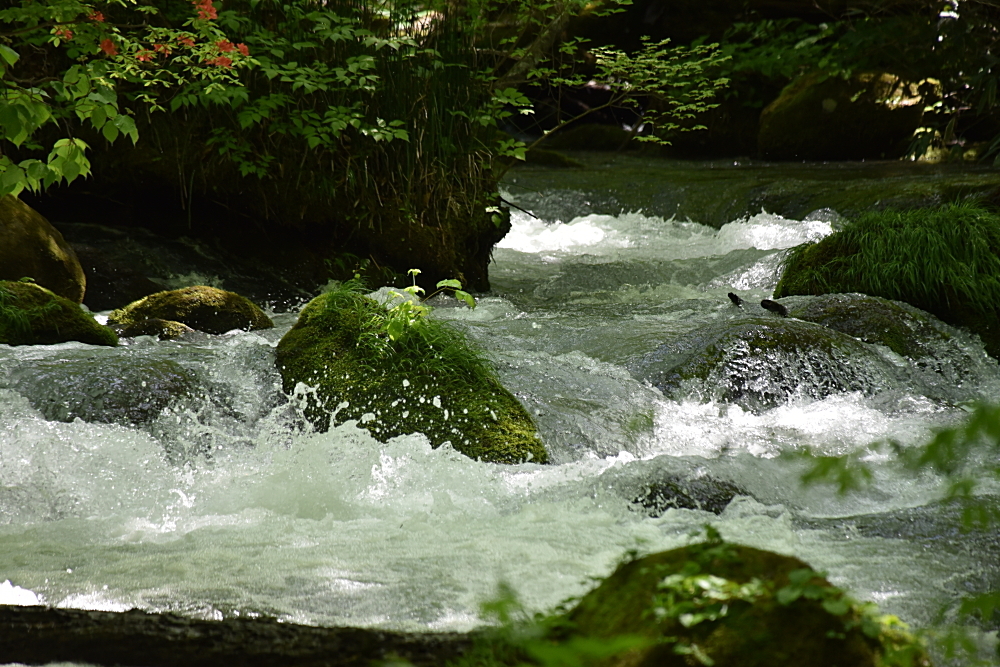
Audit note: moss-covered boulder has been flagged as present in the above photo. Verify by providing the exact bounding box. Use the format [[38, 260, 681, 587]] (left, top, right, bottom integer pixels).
[[274, 287, 547, 464], [561, 542, 929, 667], [0, 280, 117, 346], [7, 356, 195, 424], [758, 71, 932, 161], [108, 286, 273, 335], [629, 317, 901, 412], [774, 203, 1000, 358], [783, 293, 953, 358], [0, 195, 86, 303]]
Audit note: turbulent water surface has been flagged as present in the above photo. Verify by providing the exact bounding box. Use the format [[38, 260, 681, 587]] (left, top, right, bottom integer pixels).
[[2, 158, 999, 663]]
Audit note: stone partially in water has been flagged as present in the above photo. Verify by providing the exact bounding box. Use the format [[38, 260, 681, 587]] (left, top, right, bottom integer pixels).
[[631, 474, 745, 516], [7, 356, 195, 424], [109, 286, 273, 335], [275, 288, 547, 464], [560, 542, 929, 667], [629, 317, 901, 412], [0, 280, 118, 347]]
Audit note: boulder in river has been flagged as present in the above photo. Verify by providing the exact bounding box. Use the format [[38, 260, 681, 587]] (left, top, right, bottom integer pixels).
[[629, 317, 901, 412], [0, 195, 86, 303], [0, 280, 118, 347], [274, 285, 547, 464], [108, 286, 273, 335], [560, 541, 929, 667], [7, 355, 196, 424]]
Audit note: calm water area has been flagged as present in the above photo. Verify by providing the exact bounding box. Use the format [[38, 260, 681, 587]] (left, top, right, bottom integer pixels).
[[2, 155, 999, 664]]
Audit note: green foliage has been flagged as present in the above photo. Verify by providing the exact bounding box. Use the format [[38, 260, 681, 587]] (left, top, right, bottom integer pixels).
[[0, 0, 248, 197], [799, 401, 1000, 664], [712, 4, 1000, 161]]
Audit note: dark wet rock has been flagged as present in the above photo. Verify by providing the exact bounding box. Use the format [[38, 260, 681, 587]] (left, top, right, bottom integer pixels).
[[0, 195, 86, 303], [275, 288, 547, 464], [109, 286, 273, 335], [0, 605, 473, 667], [758, 72, 933, 161], [629, 317, 902, 412], [72, 243, 168, 311], [111, 317, 197, 341], [7, 356, 196, 424], [782, 293, 952, 359], [0, 280, 118, 347], [560, 542, 929, 667], [632, 473, 745, 515], [727, 292, 744, 307]]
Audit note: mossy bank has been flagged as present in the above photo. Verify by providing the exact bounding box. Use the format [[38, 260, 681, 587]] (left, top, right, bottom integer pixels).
[[274, 286, 547, 464], [0, 280, 117, 346], [775, 203, 1000, 358]]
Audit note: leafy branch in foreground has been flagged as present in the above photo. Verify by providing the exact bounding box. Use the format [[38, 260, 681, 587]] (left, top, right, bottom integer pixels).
[[797, 401, 1000, 664]]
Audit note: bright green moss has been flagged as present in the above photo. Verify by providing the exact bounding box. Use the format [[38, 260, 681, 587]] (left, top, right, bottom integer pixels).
[[775, 203, 1000, 357], [275, 285, 547, 464], [0, 280, 118, 347]]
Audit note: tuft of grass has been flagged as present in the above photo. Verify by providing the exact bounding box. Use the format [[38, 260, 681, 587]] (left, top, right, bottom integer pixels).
[[775, 202, 1000, 356], [0, 283, 32, 341]]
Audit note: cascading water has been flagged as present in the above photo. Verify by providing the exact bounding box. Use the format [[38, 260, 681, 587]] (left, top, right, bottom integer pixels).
[[2, 162, 999, 664]]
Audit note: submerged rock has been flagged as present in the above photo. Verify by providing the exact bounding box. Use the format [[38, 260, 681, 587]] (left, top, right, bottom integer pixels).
[[561, 542, 929, 667], [7, 356, 195, 424], [629, 317, 901, 412], [108, 286, 273, 335], [0, 280, 118, 347], [275, 288, 547, 464], [0, 195, 86, 303], [632, 473, 745, 516], [111, 317, 197, 341]]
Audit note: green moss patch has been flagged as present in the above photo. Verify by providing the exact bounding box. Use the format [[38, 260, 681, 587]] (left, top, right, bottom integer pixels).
[[108, 286, 273, 335], [0, 280, 118, 347], [775, 203, 1000, 357], [275, 286, 547, 464]]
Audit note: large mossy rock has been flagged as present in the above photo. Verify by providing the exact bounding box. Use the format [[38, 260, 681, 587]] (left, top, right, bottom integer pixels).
[[108, 286, 273, 335], [562, 542, 929, 667], [774, 204, 1000, 358], [0, 280, 117, 347], [629, 317, 900, 412], [758, 71, 931, 161], [0, 195, 86, 303], [784, 293, 951, 359], [274, 289, 547, 464]]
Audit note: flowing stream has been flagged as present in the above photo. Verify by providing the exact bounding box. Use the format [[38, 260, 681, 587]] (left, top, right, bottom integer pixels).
[[2, 156, 999, 663]]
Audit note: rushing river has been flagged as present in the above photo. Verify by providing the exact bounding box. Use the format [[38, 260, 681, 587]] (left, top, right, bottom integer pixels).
[[2, 157, 999, 663]]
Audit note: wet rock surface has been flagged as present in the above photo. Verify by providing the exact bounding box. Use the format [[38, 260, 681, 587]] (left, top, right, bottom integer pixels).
[[629, 316, 902, 412]]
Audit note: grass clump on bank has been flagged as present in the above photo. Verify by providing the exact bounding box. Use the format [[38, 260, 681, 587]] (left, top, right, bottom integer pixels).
[[275, 281, 547, 464], [774, 203, 1000, 357]]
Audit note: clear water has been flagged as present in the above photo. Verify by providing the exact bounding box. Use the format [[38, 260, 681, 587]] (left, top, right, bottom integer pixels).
[[2, 174, 999, 663]]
